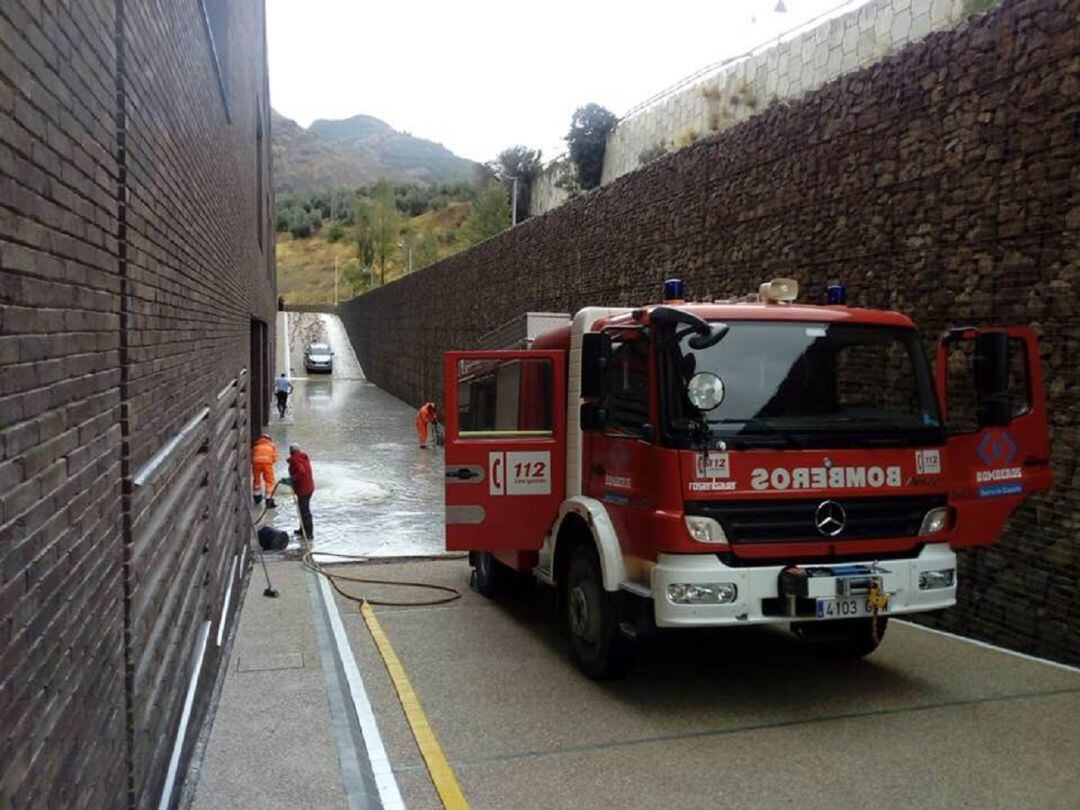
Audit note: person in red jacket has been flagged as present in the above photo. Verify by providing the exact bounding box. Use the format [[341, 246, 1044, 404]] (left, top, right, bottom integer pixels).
[[282, 443, 316, 540]]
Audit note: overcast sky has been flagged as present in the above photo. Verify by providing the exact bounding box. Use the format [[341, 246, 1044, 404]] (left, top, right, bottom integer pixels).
[[267, 0, 867, 164]]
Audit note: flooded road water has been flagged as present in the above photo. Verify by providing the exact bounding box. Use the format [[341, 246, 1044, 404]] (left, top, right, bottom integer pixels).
[[264, 312, 444, 558]]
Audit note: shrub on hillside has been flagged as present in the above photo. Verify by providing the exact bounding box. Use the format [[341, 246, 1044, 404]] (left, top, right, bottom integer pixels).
[[324, 220, 344, 243]]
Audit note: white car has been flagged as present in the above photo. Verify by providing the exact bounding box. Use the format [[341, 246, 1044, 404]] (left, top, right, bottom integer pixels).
[[304, 342, 333, 373]]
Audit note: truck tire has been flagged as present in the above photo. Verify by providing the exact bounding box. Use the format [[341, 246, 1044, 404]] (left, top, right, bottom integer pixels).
[[472, 551, 511, 598], [792, 616, 888, 658], [565, 546, 633, 679]]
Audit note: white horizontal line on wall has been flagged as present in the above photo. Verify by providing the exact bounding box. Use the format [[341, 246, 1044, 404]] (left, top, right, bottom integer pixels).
[[133, 407, 210, 488]]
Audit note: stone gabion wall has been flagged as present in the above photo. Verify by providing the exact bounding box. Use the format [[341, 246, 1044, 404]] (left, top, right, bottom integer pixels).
[[0, 0, 276, 806], [343, 0, 1080, 665], [533, 0, 969, 217]]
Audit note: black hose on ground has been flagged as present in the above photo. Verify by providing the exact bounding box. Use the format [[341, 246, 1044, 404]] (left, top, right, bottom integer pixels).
[[252, 479, 462, 607]]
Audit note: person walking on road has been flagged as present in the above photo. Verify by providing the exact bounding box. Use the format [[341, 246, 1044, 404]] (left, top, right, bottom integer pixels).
[[251, 434, 278, 508], [416, 401, 438, 448], [274, 373, 293, 418], [283, 443, 316, 541]]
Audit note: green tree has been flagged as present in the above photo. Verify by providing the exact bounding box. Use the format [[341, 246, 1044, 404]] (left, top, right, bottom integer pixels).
[[565, 103, 618, 190], [354, 200, 376, 267], [289, 210, 312, 239], [341, 258, 366, 296], [414, 224, 439, 270], [490, 146, 543, 224], [371, 181, 401, 285], [465, 183, 510, 245]]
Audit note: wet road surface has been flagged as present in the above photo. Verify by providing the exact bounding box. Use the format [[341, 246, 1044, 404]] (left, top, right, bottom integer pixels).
[[264, 312, 443, 558]]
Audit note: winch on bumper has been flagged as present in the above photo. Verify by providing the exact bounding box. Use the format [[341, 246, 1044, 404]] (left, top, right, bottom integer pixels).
[[650, 544, 956, 628]]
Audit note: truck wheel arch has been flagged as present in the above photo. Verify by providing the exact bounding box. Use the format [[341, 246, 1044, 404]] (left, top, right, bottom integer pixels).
[[552, 496, 626, 593]]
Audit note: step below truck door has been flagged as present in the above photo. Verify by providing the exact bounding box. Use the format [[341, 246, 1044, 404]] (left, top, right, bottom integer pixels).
[[937, 326, 1052, 547], [444, 350, 566, 552]]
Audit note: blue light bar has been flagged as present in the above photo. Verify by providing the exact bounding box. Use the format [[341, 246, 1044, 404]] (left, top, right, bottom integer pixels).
[[827, 284, 847, 305], [664, 278, 685, 302]]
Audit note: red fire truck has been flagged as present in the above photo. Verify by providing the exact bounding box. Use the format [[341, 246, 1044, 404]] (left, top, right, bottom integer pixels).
[[443, 279, 1051, 677]]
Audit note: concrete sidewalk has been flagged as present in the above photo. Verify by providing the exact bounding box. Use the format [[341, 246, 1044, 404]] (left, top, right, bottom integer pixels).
[[190, 555, 1080, 809], [190, 560, 349, 809]]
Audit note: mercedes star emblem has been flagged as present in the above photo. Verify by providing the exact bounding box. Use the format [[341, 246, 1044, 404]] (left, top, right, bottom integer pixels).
[[814, 500, 846, 537]]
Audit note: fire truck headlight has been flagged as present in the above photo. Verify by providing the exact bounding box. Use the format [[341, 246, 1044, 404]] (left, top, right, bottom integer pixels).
[[918, 569, 955, 590], [667, 583, 738, 605], [918, 506, 949, 536], [684, 515, 728, 544]]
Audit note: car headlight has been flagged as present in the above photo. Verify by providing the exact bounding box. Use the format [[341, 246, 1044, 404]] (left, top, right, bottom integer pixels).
[[684, 515, 727, 544], [918, 506, 949, 536], [918, 569, 955, 590], [667, 583, 738, 605]]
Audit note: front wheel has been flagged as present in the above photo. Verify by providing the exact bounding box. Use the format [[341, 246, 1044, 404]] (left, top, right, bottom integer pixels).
[[792, 616, 888, 659], [472, 551, 511, 598], [565, 546, 633, 679]]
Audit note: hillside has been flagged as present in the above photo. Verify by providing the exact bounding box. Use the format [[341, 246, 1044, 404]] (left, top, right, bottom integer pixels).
[[276, 201, 473, 305], [272, 111, 479, 193]]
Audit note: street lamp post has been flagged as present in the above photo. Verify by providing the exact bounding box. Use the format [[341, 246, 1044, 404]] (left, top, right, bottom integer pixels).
[[510, 176, 519, 227]]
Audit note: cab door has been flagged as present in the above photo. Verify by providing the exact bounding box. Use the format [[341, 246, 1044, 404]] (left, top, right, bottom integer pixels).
[[444, 350, 566, 552], [936, 327, 1052, 547]]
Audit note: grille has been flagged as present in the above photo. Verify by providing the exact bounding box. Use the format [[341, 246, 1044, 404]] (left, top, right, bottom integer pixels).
[[686, 494, 946, 544]]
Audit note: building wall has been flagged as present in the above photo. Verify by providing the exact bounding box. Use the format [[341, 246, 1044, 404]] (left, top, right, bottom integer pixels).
[[344, 0, 1080, 664], [0, 0, 275, 807], [532, 0, 969, 216]]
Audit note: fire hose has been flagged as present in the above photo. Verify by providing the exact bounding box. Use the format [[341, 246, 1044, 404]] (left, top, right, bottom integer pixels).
[[251, 479, 462, 606]]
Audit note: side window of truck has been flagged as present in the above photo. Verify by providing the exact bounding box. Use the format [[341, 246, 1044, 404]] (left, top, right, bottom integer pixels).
[[603, 335, 651, 437], [944, 338, 1031, 433], [457, 358, 554, 438]]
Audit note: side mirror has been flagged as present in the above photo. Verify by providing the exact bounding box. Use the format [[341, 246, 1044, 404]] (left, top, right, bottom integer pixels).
[[581, 332, 612, 399], [580, 402, 610, 431], [974, 331, 1011, 427]]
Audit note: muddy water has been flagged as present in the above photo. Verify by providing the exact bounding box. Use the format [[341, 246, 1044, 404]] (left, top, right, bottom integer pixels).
[[265, 313, 444, 558]]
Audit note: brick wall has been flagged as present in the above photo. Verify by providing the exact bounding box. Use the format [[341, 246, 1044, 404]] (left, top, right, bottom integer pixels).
[[0, 0, 275, 807], [342, 0, 1079, 664]]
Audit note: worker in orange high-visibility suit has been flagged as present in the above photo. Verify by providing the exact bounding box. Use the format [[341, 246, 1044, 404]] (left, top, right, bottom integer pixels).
[[416, 401, 437, 448], [252, 434, 278, 507]]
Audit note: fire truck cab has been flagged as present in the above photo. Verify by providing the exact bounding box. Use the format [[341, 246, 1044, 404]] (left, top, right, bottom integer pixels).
[[443, 279, 1051, 678]]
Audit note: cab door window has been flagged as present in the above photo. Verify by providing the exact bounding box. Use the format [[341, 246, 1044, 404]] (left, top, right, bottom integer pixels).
[[457, 357, 553, 438], [944, 338, 1031, 434], [603, 334, 651, 437]]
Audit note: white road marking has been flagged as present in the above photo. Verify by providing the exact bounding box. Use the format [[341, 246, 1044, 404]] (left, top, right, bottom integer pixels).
[[897, 620, 1080, 674], [316, 573, 405, 809]]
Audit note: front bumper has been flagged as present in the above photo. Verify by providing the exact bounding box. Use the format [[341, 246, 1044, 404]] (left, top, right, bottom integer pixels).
[[651, 544, 956, 628]]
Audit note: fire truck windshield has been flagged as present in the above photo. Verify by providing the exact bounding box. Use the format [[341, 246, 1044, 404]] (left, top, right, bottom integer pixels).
[[661, 321, 944, 449]]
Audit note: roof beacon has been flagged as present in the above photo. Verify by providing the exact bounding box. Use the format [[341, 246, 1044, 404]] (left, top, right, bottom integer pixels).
[[827, 284, 847, 305], [663, 278, 686, 303], [760, 277, 799, 304]]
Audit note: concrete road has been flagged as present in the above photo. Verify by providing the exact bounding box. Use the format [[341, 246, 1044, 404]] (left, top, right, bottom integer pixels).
[[261, 312, 445, 558], [332, 558, 1080, 810]]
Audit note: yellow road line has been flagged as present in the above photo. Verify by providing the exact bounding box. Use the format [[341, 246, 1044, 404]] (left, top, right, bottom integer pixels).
[[360, 601, 469, 809]]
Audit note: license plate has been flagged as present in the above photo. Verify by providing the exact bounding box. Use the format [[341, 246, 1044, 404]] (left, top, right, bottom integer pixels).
[[816, 597, 877, 619]]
